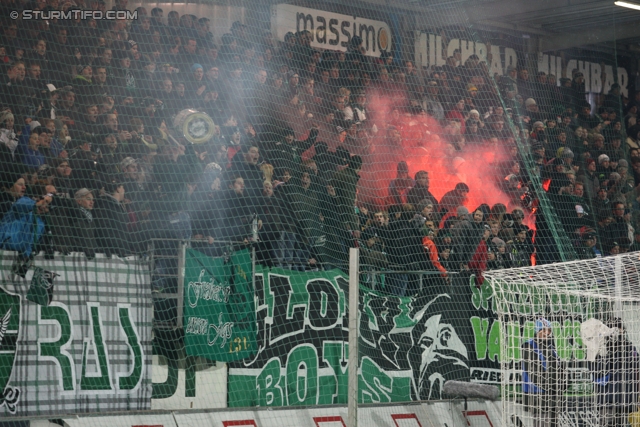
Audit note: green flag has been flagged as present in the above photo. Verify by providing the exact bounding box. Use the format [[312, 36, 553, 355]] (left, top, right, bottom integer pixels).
[[184, 248, 257, 362]]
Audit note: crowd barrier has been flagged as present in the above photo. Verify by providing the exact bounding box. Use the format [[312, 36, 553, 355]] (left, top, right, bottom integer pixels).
[[0, 247, 597, 420]]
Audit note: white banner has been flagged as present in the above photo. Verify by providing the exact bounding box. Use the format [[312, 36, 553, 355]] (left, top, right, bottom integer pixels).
[[0, 251, 152, 417]]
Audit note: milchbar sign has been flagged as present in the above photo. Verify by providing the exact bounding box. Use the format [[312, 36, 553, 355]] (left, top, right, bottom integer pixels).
[[270, 4, 392, 57]]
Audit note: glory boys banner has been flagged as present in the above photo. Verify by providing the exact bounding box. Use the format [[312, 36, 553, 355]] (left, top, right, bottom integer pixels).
[[183, 248, 257, 362], [226, 269, 497, 406], [0, 251, 152, 417], [226, 267, 592, 407]]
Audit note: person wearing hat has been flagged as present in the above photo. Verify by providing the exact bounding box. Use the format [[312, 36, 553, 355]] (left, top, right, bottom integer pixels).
[[544, 157, 571, 196], [186, 63, 207, 99], [578, 229, 603, 259], [507, 224, 533, 267], [558, 146, 575, 173], [0, 114, 19, 183], [597, 153, 614, 181], [72, 64, 93, 91], [487, 237, 510, 270], [445, 204, 483, 272], [522, 318, 566, 427], [605, 133, 625, 164], [524, 99, 546, 131], [118, 156, 149, 217], [344, 90, 368, 124]]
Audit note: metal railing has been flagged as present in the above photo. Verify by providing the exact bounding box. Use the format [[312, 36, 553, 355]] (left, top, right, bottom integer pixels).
[[367, 269, 458, 293]]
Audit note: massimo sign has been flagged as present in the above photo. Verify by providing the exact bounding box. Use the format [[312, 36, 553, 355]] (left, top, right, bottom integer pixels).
[[270, 4, 392, 57]]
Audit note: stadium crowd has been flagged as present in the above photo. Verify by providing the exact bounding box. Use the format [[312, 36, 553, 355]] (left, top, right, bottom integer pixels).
[[0, 0, 639, 295]]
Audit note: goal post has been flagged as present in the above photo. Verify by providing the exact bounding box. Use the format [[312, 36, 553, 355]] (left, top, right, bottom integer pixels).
[[484, 252, 640, 427]]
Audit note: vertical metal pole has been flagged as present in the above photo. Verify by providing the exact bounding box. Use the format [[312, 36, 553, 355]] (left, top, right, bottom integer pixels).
[[149, 239, 155, 275], [614, 255, 623, 313], [176, 241, 186, 329], [348, 248, 360, 427], [252, 246, 256, 292]]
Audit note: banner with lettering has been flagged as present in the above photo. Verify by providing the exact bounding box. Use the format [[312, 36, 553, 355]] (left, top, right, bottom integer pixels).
[[184, 248, 256, 362], [226, 267, 592, 407], [0, 250, 152, 417]]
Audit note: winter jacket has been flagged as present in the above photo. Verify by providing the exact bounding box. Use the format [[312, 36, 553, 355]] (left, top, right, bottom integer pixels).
[[0, 197, 45, 257], [93, 194, 130, 257], [591, 336, 640, 407], [451, 215, 484, 265], [330, 167, 360, 233], [522, 338, 563, 397], [52, 202, 97, 259], [422, 236, 447, 276], [262, 128, 318, 180]]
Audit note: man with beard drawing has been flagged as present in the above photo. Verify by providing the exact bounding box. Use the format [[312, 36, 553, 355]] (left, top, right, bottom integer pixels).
[[408, 298, 470, 400], [522, 318, 567, 427]]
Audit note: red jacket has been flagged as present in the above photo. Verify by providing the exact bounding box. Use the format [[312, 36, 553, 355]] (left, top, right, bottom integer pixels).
[[468, 239, 488, 286], [422, 236, 447, 277]]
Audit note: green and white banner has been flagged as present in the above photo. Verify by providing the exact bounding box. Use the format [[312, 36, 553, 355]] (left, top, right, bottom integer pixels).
[[226, 268, 591, 407], [183, 248, 257, 362], [0, 251, 152, 417]]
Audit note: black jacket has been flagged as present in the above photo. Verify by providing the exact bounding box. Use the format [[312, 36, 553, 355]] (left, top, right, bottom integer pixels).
[[262, 128, 318, 179], [93, 194, 130, 257], [407, 184, 439, 210], [50, 201, 97, 259]]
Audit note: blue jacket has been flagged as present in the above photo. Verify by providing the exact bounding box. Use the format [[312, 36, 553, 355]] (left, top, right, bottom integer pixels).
[[0, 197, 45, 257]]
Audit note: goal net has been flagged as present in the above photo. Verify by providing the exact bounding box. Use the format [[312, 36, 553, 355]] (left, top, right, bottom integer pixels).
[[485, 252, 640, 427]]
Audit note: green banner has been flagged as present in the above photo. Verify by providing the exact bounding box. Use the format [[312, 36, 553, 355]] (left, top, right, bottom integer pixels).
[[226, 269, 593, 407], [184, 248, 257, 362]]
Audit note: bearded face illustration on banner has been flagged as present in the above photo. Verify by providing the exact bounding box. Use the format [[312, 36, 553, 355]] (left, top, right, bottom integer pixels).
[[413, 312, 469, 400]]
